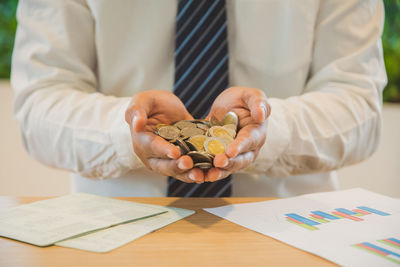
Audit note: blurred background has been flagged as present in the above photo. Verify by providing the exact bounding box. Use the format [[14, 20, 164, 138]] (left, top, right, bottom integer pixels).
[[0, 1, 399, 197]]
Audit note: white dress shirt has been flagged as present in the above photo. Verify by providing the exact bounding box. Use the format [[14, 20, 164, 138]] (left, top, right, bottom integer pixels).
[[11, 0, 387, 197]]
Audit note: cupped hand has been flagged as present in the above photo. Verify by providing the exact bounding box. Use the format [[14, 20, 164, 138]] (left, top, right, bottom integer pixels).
[[125, 90, 204, 183], [205, 87, 270, 182]]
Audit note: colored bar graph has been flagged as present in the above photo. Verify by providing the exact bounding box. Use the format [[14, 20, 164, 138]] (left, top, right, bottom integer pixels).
[[287, 206, 391, 231], [311, 211, 340, 220], [357, 206, 390, 216], [388, 237, 400, 246], [389, 238, 400, 246], [310, 214, 329, 223], [335, 208, 357, 215], [308, 216, 329, 223], [356, 243, 388, 256], [286, 218, 318, 230], [332, 211, 363, 221], [362, 242, 400, 258], [310, 213, 324, 219], [353, 208, 371, 215], [379, 238, 400, 250], [285, 213, 320, 226], [286, 216, 304, 224], [353, 241, 400, 264]]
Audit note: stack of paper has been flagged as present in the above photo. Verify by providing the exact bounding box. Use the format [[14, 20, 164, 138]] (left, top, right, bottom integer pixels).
[[0, 193, 194, 252], [204, 188, 400, 266]]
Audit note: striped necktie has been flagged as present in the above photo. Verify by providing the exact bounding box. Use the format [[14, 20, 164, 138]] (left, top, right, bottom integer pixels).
[[167, 0, 232, 197]]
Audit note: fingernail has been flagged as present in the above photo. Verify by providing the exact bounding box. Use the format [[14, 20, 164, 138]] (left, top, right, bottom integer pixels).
[[132, 115, 137, 127], [178, 160, 185, 169], [260, 103, 267, 120], [167, 152, 174, 159], [189, 172, 196, 181]]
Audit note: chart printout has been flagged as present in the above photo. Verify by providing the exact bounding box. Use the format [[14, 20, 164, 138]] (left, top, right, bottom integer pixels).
[[204, 188, 400, 266]]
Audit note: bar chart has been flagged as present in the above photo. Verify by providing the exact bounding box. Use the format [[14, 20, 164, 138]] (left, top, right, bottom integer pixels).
[[285, 206, 391, 230], [353, 238, 400, 264]]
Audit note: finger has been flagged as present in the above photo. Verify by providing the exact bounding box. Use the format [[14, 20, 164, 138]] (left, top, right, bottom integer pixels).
[[217, 151, 256, 173], [205, 168, 231, 182], [244, 90, 270, 124], [226, 126, 264, 158], [148, 158, 204, 183], [135, 133, 181, 159], [214, 153, 229, 168], [177, 155, 194, 170], [188, 168, 205, 184], [150, 136, 181, 159]]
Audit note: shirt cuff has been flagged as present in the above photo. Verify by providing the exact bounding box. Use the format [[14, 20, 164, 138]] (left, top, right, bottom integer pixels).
[[109, 97, 145, 173], [248, 97, 291, 177]]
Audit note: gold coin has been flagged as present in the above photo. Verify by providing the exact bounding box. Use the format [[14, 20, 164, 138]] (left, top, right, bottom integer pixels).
[[157, 126, 180, 140], [222, 111, 238, 127], [218, 135, 234, 145], [205, 137, 226, 155], [188, 135, 207, 151], [209, 126, 234, 138], [223, 127, 236, 138], [223, 124, 236, 131]]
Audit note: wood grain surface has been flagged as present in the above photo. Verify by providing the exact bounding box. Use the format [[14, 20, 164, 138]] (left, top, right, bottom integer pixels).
[[0, 197, 337, 267]]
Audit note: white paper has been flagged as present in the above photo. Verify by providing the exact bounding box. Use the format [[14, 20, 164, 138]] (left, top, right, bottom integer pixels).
[[204, 188, 400, 266], [0, 193, 166, 246], [56, 206, 194, 253]]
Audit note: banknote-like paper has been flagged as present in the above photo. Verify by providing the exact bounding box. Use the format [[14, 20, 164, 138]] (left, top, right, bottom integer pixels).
[[0, 193, 167, 246], [56, 206, 194, 253]]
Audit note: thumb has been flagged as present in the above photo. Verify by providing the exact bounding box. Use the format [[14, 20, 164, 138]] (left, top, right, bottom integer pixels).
[[247, 95, 270, 124], [125, 105, 148, 132], [133, 109, 148, 132]]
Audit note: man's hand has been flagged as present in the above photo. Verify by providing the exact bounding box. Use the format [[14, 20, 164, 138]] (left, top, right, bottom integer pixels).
[[125, 90, 204, 183], [205, 87, 270, 182]]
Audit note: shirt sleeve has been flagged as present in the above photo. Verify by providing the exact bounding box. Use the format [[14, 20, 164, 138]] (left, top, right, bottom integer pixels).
[[251, 0, 387, 177], [11, 0, 143, 179]]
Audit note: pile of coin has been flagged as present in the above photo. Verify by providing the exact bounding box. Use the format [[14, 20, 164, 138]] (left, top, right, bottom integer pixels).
[[154, 112, 239, 170]]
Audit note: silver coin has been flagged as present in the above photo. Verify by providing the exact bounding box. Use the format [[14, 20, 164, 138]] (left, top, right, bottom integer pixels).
[[174, 121, 196, 130], [194, 162, 212, 170], [180, 127, 204, 139], [196, 123, 209, 131], [174, 138, 190, 155], [210, 115, 221, 127], [187, 151, 213, 164], [157, 126, 180, 140], [185, 140, 197, 151]]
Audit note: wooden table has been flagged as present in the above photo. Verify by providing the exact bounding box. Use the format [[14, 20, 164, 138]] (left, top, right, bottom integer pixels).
[[0, 197, 336, 267]]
